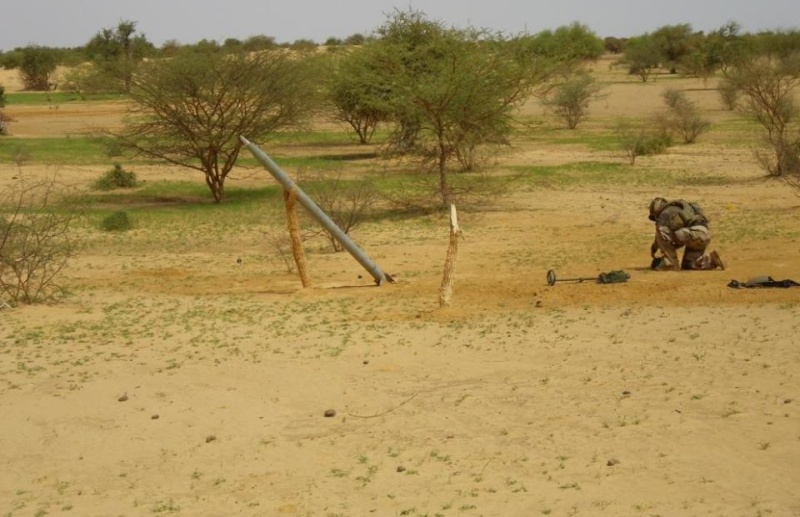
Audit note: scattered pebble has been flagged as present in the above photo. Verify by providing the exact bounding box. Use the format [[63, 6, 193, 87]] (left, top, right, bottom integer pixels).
[[205, 435, 216, 443], [396, 466, 406, 473], [784, 399, 793, 404], [362, 360, 369, 365], [118, 394, 128, 402], [324, 409, 336, 418], [622, 391, 631, 396], [607, 458, 620, 467], [151, 414, 160, 420]]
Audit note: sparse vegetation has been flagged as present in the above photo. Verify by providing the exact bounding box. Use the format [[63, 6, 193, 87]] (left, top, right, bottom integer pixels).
[[116, 48, 323, 202], [300, 172, 378, 252], [92, 163, 138, 190], [721, 54, 800, 185], [615, 121, 671, 165], [658, 87, 711, 143], [0, 175, 82, 304], [100, 210, 133, 232], [18, 45, 58, 91], [1, 14, 799, 517], [543, 72, 606, 129]]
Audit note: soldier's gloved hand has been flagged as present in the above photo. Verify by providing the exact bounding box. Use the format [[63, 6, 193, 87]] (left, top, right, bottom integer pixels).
[[650, 242, 658, 258]]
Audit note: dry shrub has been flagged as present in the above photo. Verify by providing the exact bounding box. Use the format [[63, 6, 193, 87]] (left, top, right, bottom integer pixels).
[[299, 171, 378, 252], [0, 175, 83, 304]]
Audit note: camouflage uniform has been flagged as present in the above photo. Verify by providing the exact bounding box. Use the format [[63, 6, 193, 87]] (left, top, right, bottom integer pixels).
[[648, 197, 724, 271]]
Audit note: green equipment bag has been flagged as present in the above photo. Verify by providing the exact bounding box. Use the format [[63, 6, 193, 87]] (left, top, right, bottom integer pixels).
[[598, 270, 630, 284], [728, 276, 799, 288]]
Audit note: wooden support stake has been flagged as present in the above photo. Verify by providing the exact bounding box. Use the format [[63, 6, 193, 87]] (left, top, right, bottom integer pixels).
[[284, 189, 312, 288], [439, 204, 461, 308]]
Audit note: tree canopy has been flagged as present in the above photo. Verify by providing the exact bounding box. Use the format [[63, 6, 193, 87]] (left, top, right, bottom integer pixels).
[[84, 20, 155, 93], [117, 49, 323, 202], [328, 9, 574, 207]]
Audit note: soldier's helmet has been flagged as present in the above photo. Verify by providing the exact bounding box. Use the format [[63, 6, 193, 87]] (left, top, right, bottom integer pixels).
[[648, 197, 668, 221]]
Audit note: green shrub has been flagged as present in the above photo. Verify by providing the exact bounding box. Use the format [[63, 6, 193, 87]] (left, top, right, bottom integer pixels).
[[100, 211, 133, 232], [543, 72, 606, 129], [635, 133, 673, 155], [659, 88, 711, 144], [93, 163, 138, 190], [615, 121, 672, 165]]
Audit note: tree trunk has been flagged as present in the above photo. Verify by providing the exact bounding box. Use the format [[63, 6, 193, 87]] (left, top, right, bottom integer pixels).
[[284, 189, 312, 288], [206, 173, 225, 203], [438, 150, 451, 208], [438, 204, 461, 308]]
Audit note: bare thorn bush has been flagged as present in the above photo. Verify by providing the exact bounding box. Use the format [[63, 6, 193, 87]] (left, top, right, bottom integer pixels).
[[300, 171, 378, 252], [660, 88, 711, 144], [0, 174, 83, 304]]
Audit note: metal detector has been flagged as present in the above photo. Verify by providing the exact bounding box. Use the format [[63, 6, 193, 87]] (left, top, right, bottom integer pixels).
[[546, 269, 600, 286]]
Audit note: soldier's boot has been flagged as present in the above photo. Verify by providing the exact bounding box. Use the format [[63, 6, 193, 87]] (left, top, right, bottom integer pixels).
[[710, 250, 725, 270]]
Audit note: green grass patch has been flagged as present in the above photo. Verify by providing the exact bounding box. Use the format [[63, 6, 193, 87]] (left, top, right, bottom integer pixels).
[[512, 161, 733, 189], [549, 132, 621, 152], [266, 129, 360, 147], [5, 92, 128, 105], [512, 161, 678, 188], [517, 125, 621, 152], [83, 180, 284, 211], [0, 136, 131, 165]]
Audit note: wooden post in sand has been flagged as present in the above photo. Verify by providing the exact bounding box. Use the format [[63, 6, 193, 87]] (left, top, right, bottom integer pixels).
[[283, 189, 312, 288], [439, 204, 461, 308]]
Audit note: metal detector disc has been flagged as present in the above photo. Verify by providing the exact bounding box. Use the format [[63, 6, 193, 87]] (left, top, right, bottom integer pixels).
[[546, 269, 557, 286]]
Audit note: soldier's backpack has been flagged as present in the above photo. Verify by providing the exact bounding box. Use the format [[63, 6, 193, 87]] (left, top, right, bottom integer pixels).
[[668, 200, 709, 227]]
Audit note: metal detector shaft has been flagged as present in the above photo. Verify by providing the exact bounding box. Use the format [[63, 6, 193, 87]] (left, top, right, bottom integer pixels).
[[546, 269, 599, 286]]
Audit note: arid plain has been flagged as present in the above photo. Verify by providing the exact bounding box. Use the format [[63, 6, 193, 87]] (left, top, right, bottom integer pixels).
[[1, 56, 799, 517]]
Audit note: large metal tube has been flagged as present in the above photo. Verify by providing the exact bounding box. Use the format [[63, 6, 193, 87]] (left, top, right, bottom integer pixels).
[[240, 136, 392, 285]]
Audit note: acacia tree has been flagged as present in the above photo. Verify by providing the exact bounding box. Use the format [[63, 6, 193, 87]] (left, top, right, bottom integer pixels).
[[83, 20, 154, 93], [682, 22, 748, 78], [365, 10, 564, 207], [652, 24, 694, 74], [327, 48, 390, 144], [620, 34, 661, 82], [116, 50, 322, 202], [19, 45, 58, 90], [722, 55, 800, 182], [542, 72, 605, 129]]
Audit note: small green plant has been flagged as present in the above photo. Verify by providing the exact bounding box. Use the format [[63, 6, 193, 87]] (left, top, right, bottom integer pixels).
[[717, 80, 740, 110], [543, 72, 606, 129], [100, 211, 133, 232], [659, 88, 711, 144], [93, 163, 138, 190], [615, 121, 672, 165]]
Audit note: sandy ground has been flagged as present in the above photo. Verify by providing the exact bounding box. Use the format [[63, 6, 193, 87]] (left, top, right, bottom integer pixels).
[[1, 58, 799, 517]]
